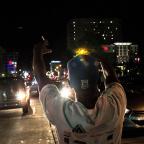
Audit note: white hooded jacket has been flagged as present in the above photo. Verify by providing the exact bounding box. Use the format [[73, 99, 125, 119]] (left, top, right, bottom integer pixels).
[[40, 82, 126, 144]]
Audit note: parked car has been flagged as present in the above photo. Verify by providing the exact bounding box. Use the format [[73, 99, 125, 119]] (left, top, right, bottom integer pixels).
[[120, 76, 144, 129], [0, 76, 30, 114]]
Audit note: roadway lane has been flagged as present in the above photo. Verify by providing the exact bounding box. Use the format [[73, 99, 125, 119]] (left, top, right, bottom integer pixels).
[[0, 96, 144, 144], [0, 97, 58, 144]]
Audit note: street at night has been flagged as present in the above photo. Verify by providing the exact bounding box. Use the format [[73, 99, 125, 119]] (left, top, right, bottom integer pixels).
[[0, 4, 144, 143], [0, 97, 58, 144], [0, 96, 144, 144]]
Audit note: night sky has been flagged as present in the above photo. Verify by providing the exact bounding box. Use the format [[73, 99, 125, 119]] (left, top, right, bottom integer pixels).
[[0, 4, 143, 70]]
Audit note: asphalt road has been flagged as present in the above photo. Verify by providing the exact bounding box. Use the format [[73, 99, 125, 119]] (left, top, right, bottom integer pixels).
[[0, 97, 58, 144], [0, 97, 144, 144]]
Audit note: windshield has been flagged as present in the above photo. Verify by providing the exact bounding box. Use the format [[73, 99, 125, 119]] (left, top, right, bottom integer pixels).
[[0, 77, 25, 89]]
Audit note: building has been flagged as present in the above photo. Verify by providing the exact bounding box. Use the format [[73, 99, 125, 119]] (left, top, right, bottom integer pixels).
[[0, 46, 6, 74], [67, 18, 122, 50], [111, 42, 139, 77], [112, 42, 139, 64], [0, 49, 18, 76], [6, 52, 19, 74]]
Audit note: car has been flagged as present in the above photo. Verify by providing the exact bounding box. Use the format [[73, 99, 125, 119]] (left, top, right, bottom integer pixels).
[[120, 76, 144, 129], [0, 76, 30, 114]]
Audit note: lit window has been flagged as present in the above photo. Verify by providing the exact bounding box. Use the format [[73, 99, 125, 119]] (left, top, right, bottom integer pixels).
[[110, 21, 113, 23]]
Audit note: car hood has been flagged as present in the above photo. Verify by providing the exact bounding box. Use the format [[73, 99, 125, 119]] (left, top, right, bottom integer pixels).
[[126, 87, 144, 112]]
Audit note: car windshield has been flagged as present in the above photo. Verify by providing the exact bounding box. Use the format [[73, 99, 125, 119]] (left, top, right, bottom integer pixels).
[[120, 76, 144, 94], [0, 77, 25, 89]]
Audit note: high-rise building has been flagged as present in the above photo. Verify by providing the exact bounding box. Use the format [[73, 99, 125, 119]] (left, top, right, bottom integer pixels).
[[67, 18, 122, 50], [111, 42, 139, 64], [110, 42, 139, 77]]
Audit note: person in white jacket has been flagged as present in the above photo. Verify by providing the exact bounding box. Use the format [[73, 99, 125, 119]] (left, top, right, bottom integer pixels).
[[33, 39, 127, 144]]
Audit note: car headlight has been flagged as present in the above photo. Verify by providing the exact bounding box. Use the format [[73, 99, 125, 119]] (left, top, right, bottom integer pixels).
[[16, 90, 26, 100], [60, 87, 72, 98], [125, 108, 130, 114]]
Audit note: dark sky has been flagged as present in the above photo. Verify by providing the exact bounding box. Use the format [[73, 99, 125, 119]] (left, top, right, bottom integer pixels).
[[0, 4, 143, 69]]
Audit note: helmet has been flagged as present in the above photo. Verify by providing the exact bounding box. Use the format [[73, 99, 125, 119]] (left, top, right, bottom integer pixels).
[[67, 55, 101, 91]]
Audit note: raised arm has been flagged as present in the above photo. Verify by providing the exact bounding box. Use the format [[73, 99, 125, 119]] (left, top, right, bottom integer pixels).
[[33, 40, 52, 91]]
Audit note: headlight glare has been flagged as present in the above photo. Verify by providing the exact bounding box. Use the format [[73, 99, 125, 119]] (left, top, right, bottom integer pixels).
[[16, 90, 26, 100], [125, 108, 130, 114], [60, 87, 72, 98]]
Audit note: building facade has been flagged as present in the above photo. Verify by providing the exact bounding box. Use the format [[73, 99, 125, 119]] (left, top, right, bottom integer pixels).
[[0, 48, 18, 76], [67, 18, 122, 50], [110, 42, 139, 77], [111, 42, 139, 64]]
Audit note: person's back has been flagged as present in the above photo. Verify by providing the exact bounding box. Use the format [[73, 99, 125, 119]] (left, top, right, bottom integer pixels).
[[39, 55, 126, 144], [33, 41, 127, 144]]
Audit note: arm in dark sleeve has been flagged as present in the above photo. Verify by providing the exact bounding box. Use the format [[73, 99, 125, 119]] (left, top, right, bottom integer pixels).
[[32, 41, 52, 91]]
